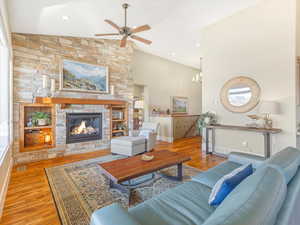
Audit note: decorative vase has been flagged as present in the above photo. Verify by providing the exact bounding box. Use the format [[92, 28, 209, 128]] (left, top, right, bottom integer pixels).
[[36, 75, 51, 97]]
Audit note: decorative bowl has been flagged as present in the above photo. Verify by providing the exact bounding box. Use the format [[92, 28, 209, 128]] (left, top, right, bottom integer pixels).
[[141, 154, 154, 162]]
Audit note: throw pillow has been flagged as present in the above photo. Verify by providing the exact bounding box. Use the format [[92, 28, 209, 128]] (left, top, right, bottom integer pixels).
[[208, 163, 253, 206]]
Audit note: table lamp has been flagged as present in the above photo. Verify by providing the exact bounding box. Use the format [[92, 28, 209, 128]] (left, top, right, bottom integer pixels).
[[258, 101, 280, 128]]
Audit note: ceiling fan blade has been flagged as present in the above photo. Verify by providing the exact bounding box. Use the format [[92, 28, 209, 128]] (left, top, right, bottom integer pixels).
[[95, 33, 120, 37], [131, 35, 152, 45], [104, 19, 121, 31], [120, 36, 127, 48], [131, 25, 151, 34]]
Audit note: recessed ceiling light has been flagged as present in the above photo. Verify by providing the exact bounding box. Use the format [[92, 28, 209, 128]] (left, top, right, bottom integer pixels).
[[196, 43, 201, 47], [62, 16, 70, 21]]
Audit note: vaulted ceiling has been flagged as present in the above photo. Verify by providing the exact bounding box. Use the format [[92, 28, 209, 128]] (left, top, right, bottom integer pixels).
[[8, 0, 260, 68]]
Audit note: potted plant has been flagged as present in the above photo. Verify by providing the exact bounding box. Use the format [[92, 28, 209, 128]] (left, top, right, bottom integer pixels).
[[32, 112, 50, 126], [197, 112, 217, 135]]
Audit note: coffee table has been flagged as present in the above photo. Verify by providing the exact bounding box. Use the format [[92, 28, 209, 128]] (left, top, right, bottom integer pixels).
[[99, 150, 191, 198]]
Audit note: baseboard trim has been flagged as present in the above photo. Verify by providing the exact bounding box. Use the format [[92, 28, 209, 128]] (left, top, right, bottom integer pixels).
[[202, 143, 264, 158], [0, 153, 13, 220], [157, 136, 173, 143]]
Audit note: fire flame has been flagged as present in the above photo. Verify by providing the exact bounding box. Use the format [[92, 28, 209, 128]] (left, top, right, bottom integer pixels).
[[71, 120, 98, 135], [77, 121, 86, 134]]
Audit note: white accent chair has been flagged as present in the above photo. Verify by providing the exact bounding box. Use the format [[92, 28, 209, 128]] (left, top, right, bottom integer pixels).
[[111, 122, 160, 156]]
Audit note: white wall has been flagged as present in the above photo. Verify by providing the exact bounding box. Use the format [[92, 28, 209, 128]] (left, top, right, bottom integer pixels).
[[132, 50, 202, 117], [201, 0, 296, 156]]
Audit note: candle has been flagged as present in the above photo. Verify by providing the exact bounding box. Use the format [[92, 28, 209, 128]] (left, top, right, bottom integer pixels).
[[111, 85, 115, 95], [42, 75, 48, 88], [50, 79, 56, 93]]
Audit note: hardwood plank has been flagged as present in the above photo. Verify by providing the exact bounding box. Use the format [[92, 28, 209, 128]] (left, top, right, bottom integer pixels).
[[0, 137, 225, 225]]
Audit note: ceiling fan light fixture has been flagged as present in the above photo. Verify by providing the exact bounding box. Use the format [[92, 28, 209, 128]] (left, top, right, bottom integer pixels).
[[95, 3, 152, 48]]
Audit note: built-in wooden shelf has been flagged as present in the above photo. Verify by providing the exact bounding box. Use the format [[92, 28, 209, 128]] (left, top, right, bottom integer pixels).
[[35, 97, 126, 109], [110, 103, 128, 138], [112, 130, 127, 133], [24, 126, 53, 130], [112, 119, 126, 122], [20, 103, 56, 152], [24, 144, 53, 152]]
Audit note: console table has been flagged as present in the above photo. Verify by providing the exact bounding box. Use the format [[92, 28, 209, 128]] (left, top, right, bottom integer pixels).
[[205, 124, 282, 158]]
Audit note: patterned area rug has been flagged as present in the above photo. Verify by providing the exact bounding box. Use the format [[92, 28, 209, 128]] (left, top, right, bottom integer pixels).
[[45, 154, 201, 225]]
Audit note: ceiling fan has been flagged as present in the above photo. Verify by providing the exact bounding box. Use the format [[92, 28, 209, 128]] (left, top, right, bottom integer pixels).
[[95, 3, 152, 48]]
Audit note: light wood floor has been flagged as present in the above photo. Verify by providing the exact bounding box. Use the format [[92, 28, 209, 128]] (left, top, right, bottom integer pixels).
[[0, 137, 225, 225]]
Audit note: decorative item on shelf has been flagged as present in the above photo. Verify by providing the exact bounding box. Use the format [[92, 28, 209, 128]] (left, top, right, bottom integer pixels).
[[197, 112, 218, 135], [134, 99, 144, 127], [150, 105, 160, 115], [258, 101, 280, 129], [110, 85, 115, 95], [26, 118, 33, 127], [166, 109, 170, 115], [50, 78, 56, 97], [134, 100, 144, 110], [32, 112, 50, 126], [246, 114, 263, 128], [118, 123, 127, 131], [112, 111, 124, 120], [141, 154, 154, 162], [44, 134, 52, 145], [36, 75, 51, 97]]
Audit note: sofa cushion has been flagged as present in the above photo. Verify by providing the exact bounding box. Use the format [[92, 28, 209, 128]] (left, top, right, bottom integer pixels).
[[111, 136, 146, 146], [228, 152, 265, 169], [208, 164, 253, 206], [192, 161, 242, 188], [275, 168, 300, 225], [129, 181, 215, 225], [203, 166, 287, 225], [266, 147, 300, 183]]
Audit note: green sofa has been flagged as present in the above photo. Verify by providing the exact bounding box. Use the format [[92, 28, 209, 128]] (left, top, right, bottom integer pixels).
[[90, 147, 300, 225]]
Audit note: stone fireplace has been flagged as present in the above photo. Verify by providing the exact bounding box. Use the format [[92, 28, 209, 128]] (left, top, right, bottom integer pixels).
[[66, 113, 102, 144], [12, 33, 134, 164]]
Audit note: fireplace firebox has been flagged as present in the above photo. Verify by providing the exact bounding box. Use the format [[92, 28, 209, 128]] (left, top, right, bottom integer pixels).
[[66, 113, 102, 144]]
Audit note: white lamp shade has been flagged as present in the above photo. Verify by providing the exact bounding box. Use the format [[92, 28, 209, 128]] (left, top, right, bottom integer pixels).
[[134, 100, 144, 109], [258, 101, 280, 114]]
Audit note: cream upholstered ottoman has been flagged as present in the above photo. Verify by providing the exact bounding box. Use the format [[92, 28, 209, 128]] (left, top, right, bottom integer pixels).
[[111, 136, 146, 156]]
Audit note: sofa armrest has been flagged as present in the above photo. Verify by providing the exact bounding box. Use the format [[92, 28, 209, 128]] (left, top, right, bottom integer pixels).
[[228, 152, 265, 169], [90, 203, 141, 225]]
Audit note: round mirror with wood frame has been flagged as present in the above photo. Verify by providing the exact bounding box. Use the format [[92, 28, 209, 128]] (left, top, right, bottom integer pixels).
[[220, 76, 261, 113]]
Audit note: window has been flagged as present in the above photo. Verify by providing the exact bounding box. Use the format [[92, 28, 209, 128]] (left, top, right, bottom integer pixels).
[[0, 12, 11, 149]]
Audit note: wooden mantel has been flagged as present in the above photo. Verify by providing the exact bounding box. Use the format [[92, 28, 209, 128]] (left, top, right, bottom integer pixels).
[[35, 97, 127, 108]]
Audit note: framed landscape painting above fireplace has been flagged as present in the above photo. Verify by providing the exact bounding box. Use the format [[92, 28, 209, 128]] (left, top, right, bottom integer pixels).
[[60, 59, 109, 93]]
